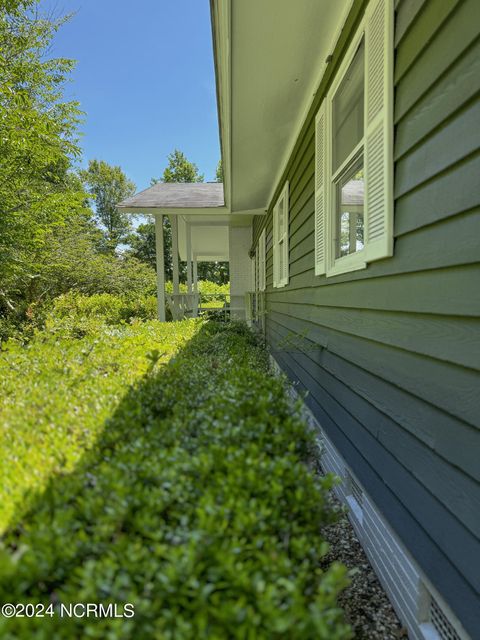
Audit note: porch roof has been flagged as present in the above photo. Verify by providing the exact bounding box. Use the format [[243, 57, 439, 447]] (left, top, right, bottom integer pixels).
[[117, 182, 225, 214]]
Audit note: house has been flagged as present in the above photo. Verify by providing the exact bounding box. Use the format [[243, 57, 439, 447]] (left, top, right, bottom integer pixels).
[[117, 1, 480, 638]]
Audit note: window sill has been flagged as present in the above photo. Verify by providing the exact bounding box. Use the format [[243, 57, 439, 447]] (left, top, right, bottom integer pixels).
[[326, 253, 366, 278]]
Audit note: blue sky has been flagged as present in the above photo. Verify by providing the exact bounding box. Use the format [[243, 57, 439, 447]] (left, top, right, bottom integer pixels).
[[40, 0, 220, 191]]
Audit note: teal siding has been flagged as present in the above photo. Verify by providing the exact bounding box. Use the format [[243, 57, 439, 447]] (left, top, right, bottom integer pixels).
[[253, 0, 480, 634]]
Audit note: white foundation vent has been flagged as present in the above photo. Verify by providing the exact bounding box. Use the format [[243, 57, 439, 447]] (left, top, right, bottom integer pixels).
[[269, 355, 472, 640], [429, 596, 461, 640], [349, 473, 364, 507], [345, 471, 364, 524]]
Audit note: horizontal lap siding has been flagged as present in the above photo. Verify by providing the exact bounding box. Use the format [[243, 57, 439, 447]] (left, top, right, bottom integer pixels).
[[253, 0, 480, 634]]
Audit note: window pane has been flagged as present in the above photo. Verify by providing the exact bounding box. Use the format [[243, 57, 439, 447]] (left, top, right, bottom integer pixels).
[[332, 39, 364, 173], [335, 157, 364, 258]]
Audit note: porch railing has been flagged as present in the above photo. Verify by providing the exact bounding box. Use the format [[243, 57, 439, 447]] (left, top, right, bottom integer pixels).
[[165, 293, 231, 321], [165, 293, 199, 320], [245, 291, 265, 331], [198, 293, 230, 322]]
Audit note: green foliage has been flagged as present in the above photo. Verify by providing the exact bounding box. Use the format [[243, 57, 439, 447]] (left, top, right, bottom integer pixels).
[[0, 0, 87, 313], [0, 3, 151, 336], [127, 219, 157, 268], [215, 158, 223, 182], [164, 279, 230, 299], [39, 216, 156, 298], [152, 148, 204, 184], [0, 319, 351, 639], [127, 216, 177, 281], [198, 259, 229, 284], [0, 238, 157, 342], [80, 159, 136, 252], [0, 314, 198, 533], [51, 291, 157, 325]]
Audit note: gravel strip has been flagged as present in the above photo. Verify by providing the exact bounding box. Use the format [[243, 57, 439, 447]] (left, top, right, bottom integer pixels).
[[320, 495, 407, 639]]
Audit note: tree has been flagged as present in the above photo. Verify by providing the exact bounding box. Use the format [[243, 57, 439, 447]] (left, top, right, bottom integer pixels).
[[151, 149, 204, 184], [128, 217, 181, 282], [80, 159, 136, 252], [197, 261, 229, 284], [128, 220, 156, 271], [142, 149, 203, 282], [0, 0, 86, 316], [215, 159, 223, 183]]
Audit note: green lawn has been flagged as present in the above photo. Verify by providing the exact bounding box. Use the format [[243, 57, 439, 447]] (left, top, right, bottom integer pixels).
[[0, 307, 350, 639]]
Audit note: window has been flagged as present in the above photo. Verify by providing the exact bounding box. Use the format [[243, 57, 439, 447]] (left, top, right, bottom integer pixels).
[[273, 181, 289, 287], [315, 0, 393, 277]]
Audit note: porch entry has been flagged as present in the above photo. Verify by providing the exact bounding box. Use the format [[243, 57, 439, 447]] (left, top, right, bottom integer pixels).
[[155, 215, 253, 322]]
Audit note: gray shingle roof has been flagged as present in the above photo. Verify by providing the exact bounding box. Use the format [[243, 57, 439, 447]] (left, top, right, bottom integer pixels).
[[341, 180, 364, 206], [117, 182, 224, 209]]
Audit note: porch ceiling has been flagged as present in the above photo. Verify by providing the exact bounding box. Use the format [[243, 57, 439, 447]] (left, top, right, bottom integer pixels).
[[212, 0, 351, 212], [177, 216, 229, 262]]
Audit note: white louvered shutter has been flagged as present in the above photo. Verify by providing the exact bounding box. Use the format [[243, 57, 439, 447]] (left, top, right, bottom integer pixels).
[[279, 184, 289, 287], [273, 201, 279, 287], [259, 229, 266, 291], [315, 100, 327, 275], [364, 0, 394, 262], [273, 183, 289, 287], [255, 247, 259, 292]]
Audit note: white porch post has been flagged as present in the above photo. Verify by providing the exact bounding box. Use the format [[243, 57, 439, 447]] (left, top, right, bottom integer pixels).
[[193, 256, 198, 293], [155, 215, 166, 321], [170, 215, 180, 295], [192, 255, 198, 318], [186, 221, 193, 294]]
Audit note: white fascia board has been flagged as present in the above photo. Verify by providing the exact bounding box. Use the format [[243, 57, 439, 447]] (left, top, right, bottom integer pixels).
[[210, 0, 232, 212], [118, 206, 230, 216]]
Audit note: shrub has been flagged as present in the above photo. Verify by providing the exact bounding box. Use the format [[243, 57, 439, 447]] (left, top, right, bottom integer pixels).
[[49, 292, 157, 326], [0, 321, 351, 639], [0, 317, 199, 532], [165, 280, 230, 299]]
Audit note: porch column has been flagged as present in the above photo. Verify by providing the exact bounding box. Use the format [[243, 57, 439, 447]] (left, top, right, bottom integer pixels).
[[193, 256, 198, 294], [171, 215, 180, 294], [186, 221, 193, 294], [192, 256, 198, 318], [155, 215, 166, 321]]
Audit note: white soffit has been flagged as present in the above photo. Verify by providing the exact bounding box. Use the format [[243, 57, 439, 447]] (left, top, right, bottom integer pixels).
[[229, 0, 350, 212]]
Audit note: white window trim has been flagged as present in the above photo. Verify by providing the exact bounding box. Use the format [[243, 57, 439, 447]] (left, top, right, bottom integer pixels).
[[315, 0, 394, 279], [325, 24, 367, 277], [273, 181, 289, 288]]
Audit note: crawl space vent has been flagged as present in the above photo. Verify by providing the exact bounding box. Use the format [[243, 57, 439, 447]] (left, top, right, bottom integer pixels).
[[348, 472, 363, 507], [430, 596, 461, 640]]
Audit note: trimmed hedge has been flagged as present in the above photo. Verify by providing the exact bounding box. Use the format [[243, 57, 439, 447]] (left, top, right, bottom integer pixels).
[[0, 317, 351, 639]]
